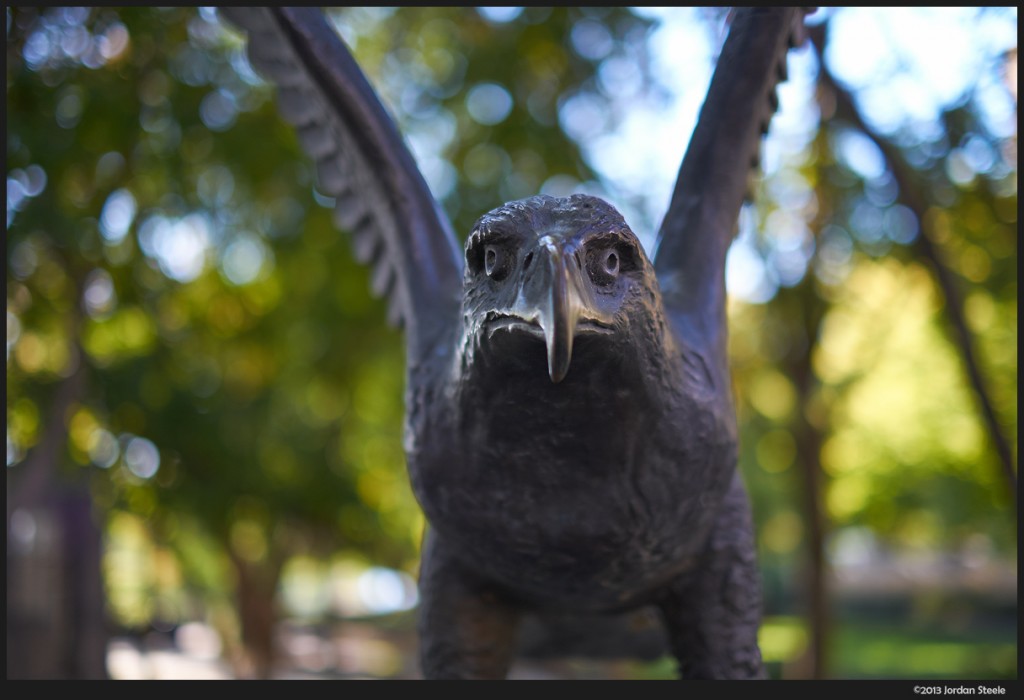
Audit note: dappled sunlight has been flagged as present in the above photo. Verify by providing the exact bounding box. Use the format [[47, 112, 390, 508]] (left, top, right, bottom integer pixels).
[[83, 307, 157, 365], [756, 429, 797, 475], [809, 254, 1011, 543], [747, 369, 797, 423], [138, 213, 212, 283], [759, 616, 809, 664], [760, 511, 804, 556], [816, 258, 998, 478], [466, 82, 513, 126], [7, 398, 40, 465], [99, 188, 137, 244], [824, 7, 1017, 137]]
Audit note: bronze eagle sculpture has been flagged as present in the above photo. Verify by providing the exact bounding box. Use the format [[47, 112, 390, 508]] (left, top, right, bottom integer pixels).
[[219, 7, 809, 679]]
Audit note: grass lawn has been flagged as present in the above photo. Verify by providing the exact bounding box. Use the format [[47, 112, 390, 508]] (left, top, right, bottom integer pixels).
[[624, 614, 1017, 680]]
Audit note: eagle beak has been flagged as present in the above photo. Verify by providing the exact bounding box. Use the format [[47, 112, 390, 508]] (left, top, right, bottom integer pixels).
[[515, 236, 590, 383], [541, 240, 580, 383]]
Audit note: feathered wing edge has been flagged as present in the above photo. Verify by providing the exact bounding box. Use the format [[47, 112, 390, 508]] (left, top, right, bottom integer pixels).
[[652, 8, 811, 348], [219, 7, 464, 354]]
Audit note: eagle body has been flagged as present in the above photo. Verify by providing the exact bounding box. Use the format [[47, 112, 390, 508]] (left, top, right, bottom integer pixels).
[[408, 195, 738, 612]]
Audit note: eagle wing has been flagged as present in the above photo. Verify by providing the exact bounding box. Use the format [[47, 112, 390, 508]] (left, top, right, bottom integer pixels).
[[652, 8, 810, 353], [219, 7, 464, 357]]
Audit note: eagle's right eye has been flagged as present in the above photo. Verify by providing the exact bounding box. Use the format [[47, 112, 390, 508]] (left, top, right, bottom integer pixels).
[[483, 244, 511, 281]]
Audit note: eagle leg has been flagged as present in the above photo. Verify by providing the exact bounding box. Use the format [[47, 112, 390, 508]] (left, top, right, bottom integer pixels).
[[417, 530, 522, 679], [656, 473, 766, 679]]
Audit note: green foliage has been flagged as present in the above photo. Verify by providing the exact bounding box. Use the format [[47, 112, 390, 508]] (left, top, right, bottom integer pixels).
[[6, 5, 658, 640]]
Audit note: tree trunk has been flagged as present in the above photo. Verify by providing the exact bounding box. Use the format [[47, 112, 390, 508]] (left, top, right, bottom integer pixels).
[[7, 357, 108, 679], [228, 553, 283, 679], [776, 285, 830, 679], [791, 304, 829, 680]]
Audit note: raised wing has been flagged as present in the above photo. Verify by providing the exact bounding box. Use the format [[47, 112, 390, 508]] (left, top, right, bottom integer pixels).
[[652, 8, 809, 351], [219, 7, 464, 357]]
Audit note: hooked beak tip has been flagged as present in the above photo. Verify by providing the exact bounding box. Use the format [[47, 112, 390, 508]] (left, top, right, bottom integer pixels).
[[548, 363, 569, 384], [545, 327, 573, 382]]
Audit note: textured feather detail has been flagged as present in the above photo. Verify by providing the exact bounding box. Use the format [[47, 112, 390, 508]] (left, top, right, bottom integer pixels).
[[332, 194, 370, 231], [386, 294, 404, 329], [371, 261, 396, 299], [276, 85, 323, 126], [248, 52, 304, 87], [218, 7, 463, 351], [220, 6, 271, 34], [350, 223, 381, 264], [298, 122, 338, 159], [315, 157, 349, 195]]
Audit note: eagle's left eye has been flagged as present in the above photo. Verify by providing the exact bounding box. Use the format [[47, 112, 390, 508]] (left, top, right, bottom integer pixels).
[[588, 247, 621, 286], [603, 250, 619, 276]]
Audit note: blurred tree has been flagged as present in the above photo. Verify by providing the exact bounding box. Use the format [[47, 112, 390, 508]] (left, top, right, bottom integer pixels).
[[733, 7, 1016, 678]]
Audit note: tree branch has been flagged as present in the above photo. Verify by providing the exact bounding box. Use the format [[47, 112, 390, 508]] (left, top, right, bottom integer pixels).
[[809, 24, 1018, 508]]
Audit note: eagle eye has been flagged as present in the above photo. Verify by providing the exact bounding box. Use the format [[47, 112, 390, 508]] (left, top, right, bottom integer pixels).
[[587, 246, 622, 286], [484, 244, 511, 281], [603, 250, 619, 276]]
